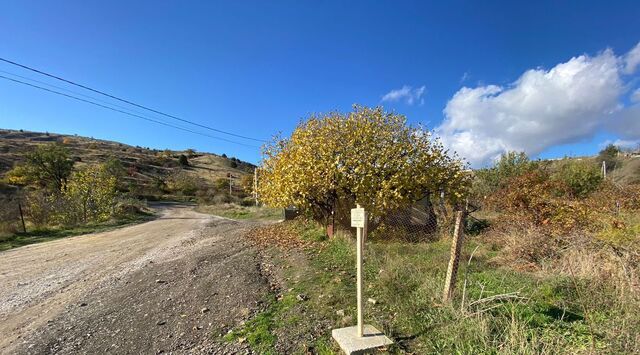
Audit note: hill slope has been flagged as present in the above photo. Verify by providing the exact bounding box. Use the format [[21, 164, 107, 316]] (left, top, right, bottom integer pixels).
[[0, 129, 255, 197]]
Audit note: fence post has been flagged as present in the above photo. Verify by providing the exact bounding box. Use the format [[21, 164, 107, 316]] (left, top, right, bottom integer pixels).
[[18, 201, 26, 233], [443, 209, 465, 303]]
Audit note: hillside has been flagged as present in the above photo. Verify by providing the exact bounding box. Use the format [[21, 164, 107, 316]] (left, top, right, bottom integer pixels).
[[0, 129, 255, 198], [543, 154, 640, 186]]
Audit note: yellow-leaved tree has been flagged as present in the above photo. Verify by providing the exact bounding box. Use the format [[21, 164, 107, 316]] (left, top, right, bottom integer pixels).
[[258, 105, 469, 228], [63, 164, 118, 224]]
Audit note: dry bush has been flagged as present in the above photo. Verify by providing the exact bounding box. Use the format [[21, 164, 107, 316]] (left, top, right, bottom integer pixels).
[[0, 196, 20, 234], [484, 218, 569, 269]]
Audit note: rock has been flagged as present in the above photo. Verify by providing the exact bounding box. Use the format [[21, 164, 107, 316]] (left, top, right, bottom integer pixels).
[[336, 309, 345, 316], [156, 320, 166, 326], [296, 293, 308, 301], [238, 337, 246, 344], [200, 307, 210, 314], [79, 302, 88, 307], [367, 298, 377, 305], [155, 279, 166, 284]]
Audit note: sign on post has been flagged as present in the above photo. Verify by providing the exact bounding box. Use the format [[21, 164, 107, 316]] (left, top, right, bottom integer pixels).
[[332, 204, 393, 352], [351, 207, 365, 228]]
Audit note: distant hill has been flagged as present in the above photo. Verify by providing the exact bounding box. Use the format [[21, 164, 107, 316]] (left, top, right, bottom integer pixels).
[[0, 129, 255, 197], [542, 154, 640, 186]]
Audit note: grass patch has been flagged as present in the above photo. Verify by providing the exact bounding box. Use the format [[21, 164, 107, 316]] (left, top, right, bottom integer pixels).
[[0, 211, 155, 252], [197, 203, 283, 221], [230, 221, 639, 354]]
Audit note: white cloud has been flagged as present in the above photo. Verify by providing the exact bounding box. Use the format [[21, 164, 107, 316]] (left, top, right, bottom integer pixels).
[[623, 42, 640, 74], [381, 85, 426, 105], [437, 45, 640, 167], [631, 88, 640, 103], [600, 138, 640, 150], [611, 104, 640, 140]]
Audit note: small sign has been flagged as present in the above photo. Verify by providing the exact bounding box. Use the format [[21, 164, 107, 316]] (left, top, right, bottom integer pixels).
[[351, 207, 366, 228]]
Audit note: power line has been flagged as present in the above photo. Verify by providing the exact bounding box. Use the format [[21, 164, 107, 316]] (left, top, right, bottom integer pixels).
[[0, 74, 259, 148], [0, 69, 171, 122], [0, 57, 267, 142]]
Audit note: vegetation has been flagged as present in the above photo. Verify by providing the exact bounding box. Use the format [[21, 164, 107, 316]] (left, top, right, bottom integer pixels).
[[0, 142, 152, 249], [6, 143, 74, 191], [227, 219, 638, 353], [237, 146, 639, 353], [197, 204, 282, 221], [598, 144, 620, 172]]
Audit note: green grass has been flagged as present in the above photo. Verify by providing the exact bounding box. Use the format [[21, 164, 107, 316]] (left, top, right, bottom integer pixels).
[[222, 222, 639, 354], [0, 212, 155, 252], [197, 203, 283, 221]]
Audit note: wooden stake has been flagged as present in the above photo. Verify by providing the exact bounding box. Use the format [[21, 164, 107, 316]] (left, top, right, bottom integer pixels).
[[18, 201, 26, 233], [443, 210, 464, 303]]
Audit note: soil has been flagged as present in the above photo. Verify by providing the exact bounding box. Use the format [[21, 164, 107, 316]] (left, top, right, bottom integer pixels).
[[0, 203, 273, 354]]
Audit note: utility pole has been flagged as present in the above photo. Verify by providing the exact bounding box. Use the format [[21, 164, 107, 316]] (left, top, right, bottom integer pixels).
[[228, 173, 232, 195]]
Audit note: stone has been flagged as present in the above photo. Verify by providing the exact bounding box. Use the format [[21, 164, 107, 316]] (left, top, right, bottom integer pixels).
[[367, 298, 377, 305], [201, 307, 210, 314], [296, 293, 308, 301], [332, 325, 393, 355], [336, 309, 345, 317]]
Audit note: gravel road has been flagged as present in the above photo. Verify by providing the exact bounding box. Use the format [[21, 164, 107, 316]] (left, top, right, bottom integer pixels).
[[0, 203, 271, 354]]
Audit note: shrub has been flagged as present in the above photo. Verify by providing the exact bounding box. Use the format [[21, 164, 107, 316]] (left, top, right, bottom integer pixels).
[[487, 171, 594, 234], [213, 194, 232, 204], [62, 164, 118, 224], [552, 160, 602, 198], [21, 143, 74, 191], [598, 144, 620, 172], [166, 171, 204, 196], [178, 154, 189, 167], [472, 151, 537, 197]]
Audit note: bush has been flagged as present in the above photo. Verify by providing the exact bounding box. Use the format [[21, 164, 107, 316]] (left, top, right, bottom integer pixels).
[[166, 171, 205, 196], [212, 194, 232, 204], [472, 151, 537, 197], [62, 164, 118, 224], [178, 154, 189, 167], [598, 144, 620, 172], [552, 160, 602, 198]]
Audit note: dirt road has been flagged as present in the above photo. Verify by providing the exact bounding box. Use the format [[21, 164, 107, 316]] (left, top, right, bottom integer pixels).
[[0, 204, 271, 354]]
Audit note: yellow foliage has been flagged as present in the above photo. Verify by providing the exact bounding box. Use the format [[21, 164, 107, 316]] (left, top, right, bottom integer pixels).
[[64, 164, 118, 223], [258, 105, 469, 223]]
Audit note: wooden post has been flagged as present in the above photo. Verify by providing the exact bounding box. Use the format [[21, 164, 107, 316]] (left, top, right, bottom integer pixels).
[[602, 160, 607, 179], [443, 210, 465, 303], [18, 201, 26, 233], [356, 204, 364, 337], [253, 168, 258, 206]]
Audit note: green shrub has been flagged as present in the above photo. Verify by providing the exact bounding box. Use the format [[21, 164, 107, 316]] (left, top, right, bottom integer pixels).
[[552, 160, 602, 198], [473, 151, 537, 197]]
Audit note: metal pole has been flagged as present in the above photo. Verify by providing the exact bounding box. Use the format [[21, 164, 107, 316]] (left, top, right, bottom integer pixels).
[[356, 204, 364, 337]]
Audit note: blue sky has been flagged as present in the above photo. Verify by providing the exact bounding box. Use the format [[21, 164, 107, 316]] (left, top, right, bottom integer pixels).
[[1, 1, 639, 166]]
